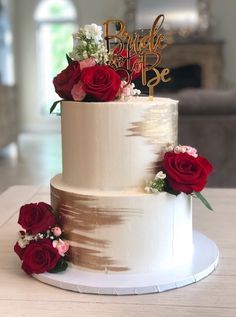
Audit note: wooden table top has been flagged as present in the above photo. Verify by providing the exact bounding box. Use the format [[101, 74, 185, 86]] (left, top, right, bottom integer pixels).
[[0, 186, 235, 317]]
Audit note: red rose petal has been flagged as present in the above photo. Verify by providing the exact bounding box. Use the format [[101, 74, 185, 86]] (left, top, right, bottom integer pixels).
[[53, 61, 81, 100], [164, 151, 212, 194], [18, 202, 56, 234], [21, 239, 61, 275], [81, 65, 121, 101]]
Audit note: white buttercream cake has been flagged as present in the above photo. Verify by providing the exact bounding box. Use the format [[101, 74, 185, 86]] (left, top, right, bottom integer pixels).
[[50, 96, 193, 274]]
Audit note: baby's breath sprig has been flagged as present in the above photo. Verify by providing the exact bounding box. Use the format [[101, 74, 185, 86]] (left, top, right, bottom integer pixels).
[[145, 171, 166, 193], [69, 24, 108, 64]]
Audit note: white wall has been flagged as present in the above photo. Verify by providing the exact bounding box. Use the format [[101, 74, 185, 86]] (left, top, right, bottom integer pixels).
[[209, 0, 236, 88], [13, 0, 236, 131], [74, 0, 125, 25]]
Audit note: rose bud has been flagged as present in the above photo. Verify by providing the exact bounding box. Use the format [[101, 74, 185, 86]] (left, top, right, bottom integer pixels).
[[51, 227, 62, 237], [53, 239, 69, 257]]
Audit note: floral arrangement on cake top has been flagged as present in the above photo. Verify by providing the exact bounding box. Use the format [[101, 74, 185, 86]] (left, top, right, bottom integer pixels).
[[145, 145, 213, 210], [14, 202, 69, 274], [51, 23, 141, 113]]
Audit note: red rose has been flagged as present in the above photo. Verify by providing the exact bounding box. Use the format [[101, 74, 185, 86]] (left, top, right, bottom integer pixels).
[[18, 202, 56, 234], [113, 48, 141, 81], [163, 152, 213, 194], [81, 65, 121, 101], [14, 242, 26, 260], [53, 61, 81, 100], [21, 239, 61, 274]]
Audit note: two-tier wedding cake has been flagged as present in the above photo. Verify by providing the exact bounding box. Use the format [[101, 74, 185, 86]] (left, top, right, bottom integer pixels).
[[50, 97, 193, 274], [14, 17, 218, 294]]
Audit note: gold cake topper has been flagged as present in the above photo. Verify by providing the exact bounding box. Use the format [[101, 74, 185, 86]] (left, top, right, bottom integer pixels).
[[103, 15, 171, 98]]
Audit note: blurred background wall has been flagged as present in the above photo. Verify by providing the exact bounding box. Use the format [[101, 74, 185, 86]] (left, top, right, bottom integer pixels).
[[0, 0, 236, 188], [210, 0, 236, 88], [11, 0, 125, 131], [1, 0, 235, 131]]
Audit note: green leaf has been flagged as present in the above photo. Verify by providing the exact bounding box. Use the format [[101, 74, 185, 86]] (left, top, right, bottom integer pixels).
[[48, 258, 68, 273], [50, 99, 62, 114], [66, 53, 73, 65], [166, 188, 180, 196], [194, 191, 214, 211]]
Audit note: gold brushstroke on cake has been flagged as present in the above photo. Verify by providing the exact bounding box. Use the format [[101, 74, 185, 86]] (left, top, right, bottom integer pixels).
[[128, 105, 177, 144], [127, 104, 177, 173], [51, 185, 139, 272], [67, 246, 129, 272], [64, 232, 108, 248]]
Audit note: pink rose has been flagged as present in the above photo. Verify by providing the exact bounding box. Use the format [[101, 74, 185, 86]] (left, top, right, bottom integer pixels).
[[174, 145, 198, 158], [120, 82, 135, 98], [51, 227, 62, 237], [121, 83, 131, 97], [182, 146, 198, 158], [80, 58, 96, 70], [71, 81, 86, 101], [53, 239, 69, 256]]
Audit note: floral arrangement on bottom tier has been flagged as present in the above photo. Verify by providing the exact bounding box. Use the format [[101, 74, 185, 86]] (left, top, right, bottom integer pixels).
[[145, 145, 213, 210], [14, 202, 69, 274]]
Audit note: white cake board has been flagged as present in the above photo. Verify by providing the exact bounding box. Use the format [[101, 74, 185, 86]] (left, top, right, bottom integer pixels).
[[33, 230, 219, 295]]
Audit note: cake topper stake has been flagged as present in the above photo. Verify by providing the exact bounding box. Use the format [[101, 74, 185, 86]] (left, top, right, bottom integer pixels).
[[104, 15, 171, 98]]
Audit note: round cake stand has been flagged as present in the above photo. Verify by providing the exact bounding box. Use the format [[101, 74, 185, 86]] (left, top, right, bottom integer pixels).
[[33, 230, 219, 295]]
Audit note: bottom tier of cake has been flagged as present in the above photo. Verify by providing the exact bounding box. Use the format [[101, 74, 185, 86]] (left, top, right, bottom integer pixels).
[[51, 175, 193, 274]]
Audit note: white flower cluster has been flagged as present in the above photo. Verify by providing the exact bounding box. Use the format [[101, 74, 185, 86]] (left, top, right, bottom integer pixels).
[[80, 23, 103, 43], [69, 23, 108, 64], [145, 171, 166, 193], [154, 171, 166, 180], [132, 83, 141, 96], [17, 228, 59, 248], [165, 143, 174, 152], [17, 231, 44, 248]]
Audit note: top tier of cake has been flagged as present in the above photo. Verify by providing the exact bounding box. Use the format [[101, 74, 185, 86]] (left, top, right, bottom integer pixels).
[[60, 97, 178, 191]]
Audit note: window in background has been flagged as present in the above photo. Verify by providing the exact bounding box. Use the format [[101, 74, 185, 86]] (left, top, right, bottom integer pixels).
[[0, 0, 15, 85], [35, 0, 78, 115]]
